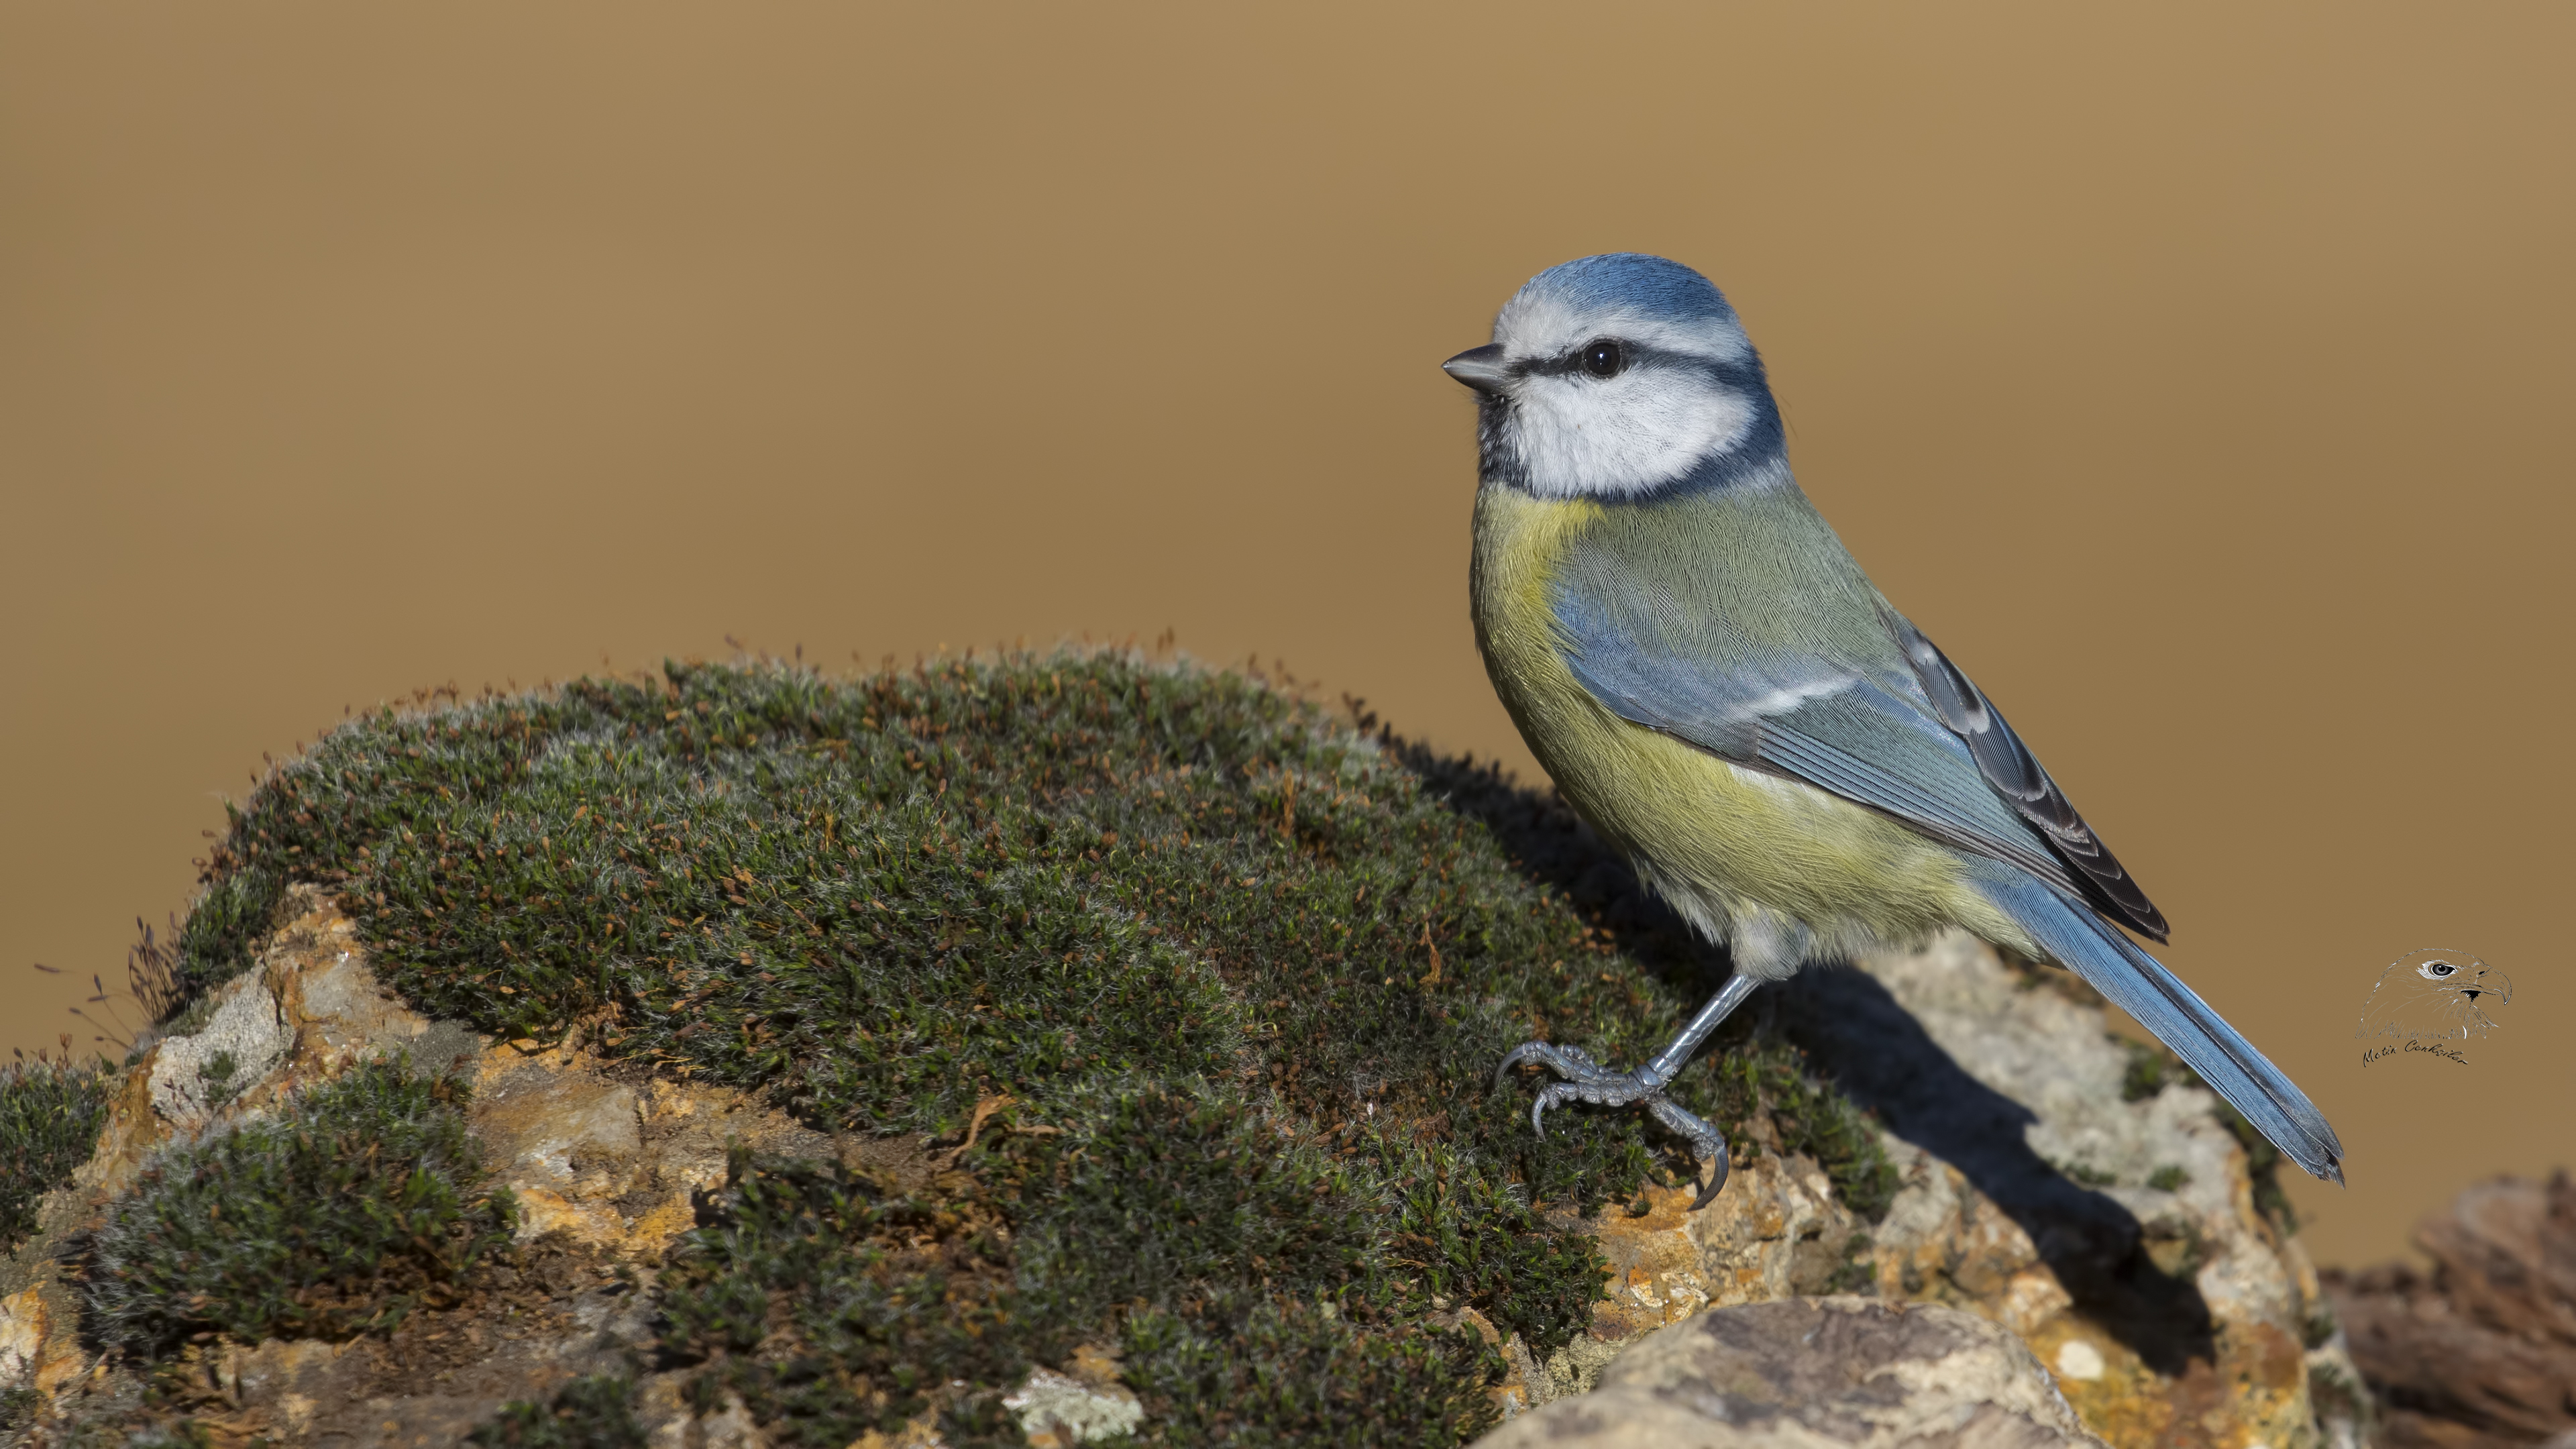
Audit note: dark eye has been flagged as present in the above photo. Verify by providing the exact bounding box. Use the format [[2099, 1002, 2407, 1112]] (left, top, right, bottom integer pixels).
[[2421, 961, 2457, 978], [1580, 339, 1627, 378]]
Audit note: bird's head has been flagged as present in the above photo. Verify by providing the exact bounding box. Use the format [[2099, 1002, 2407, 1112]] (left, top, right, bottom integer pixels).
[[1444, 253, 1785, 500]]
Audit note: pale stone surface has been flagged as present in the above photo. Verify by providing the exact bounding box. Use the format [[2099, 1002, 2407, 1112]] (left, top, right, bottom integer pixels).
[[144, 966, 290, 1127], [1002, 1368, 1147, 1446], [0, 888, 828, 1443], [7, 896, 2355, 1448], [0, 1287, 46, 1392], [469, 1039, 834, 1257], [695, 1391, 770, 1448], [1488, 932, 2343, 1449], [1479, 1298, 2104, 1448]]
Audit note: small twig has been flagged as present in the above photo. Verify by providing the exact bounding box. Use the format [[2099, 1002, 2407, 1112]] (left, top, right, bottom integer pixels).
[[943, 1093, 1010, 1166], [942, 1093, 1061, 1166]]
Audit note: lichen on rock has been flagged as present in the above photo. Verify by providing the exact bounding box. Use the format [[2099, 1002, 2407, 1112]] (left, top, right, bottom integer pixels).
[[1479, 1297, 2105, 1448], [1470, 931, 2349, 1449]]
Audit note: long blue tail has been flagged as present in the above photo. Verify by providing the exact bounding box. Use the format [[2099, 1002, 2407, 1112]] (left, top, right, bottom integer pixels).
[[1978, 867, 2345, 1184]]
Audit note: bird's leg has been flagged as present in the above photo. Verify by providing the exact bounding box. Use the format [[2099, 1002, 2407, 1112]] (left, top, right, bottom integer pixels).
[[1494, 973, 1761, 1210]]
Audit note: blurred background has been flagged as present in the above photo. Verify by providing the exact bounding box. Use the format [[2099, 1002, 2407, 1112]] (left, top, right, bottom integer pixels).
[[2, 2, 2567, 1270]]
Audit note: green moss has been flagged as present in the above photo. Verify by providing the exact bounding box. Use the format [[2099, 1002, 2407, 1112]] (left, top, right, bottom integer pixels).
[[2118, 1036, 2170, 1104], [2147, 1165, 2190, 1191], [1117, 1297, 1499, 1448], [663, 1134, 1500, 1447], [85, 1057, 517, 1355], [2214, 1099, 2298, 1234], [1821, 1231, 1877, 1295], [661, 1148, 1026, 1442], [194, 1051, 244, 1112], [170, 863, 286, 1008], [468, 1374, 649, 1448], [1, 1056, 113, 1254], [1701, 1044, 1902, 1222], [2115, 1034, 2294, 1231], [2050, 1158, 2120, 1189], [173, 653, 1900, 1441]]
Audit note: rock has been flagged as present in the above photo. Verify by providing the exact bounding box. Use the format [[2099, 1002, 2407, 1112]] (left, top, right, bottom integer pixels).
[[1477, 1297, 2104, 1448], [1002, 1366, 1146, 1446], [0, 887, 841, 1444], [2323, 1171, 2576, 1448], [142, 967, 291, 1127], [0, 1287, 48, 1395], [1492, 932, 2344, 1449], [1, 887, 441, 1430], [3, 890, 2358, 1447], [470, 1040, 830, 1259]]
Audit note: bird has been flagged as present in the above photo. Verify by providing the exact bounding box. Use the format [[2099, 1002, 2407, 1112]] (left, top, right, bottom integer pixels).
[[1444, 252, 2343, 1208]]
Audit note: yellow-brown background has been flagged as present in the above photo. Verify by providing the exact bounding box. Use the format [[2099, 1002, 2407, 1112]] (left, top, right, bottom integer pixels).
[[3, 3, 2567, 1269]]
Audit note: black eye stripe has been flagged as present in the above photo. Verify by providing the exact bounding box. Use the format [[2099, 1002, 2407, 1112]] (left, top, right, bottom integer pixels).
[[1513, 343, 1766, 396], [1519, 340, 1693, 378]]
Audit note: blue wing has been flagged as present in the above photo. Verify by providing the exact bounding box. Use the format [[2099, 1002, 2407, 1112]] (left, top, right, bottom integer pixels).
[[1976, 862, 2345, 1182], [1548, 525, 2345, 1182], [1550, 539, 2167, 940]]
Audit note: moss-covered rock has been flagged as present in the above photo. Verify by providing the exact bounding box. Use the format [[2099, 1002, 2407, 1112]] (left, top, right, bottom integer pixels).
[[84, 1057, 515, 1354], [8, 652, 1919, 1445], [178, 655, 1887, 1332], [0, 1062, 111, 1257]]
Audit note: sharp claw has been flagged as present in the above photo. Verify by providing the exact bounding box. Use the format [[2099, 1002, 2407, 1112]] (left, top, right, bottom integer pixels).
[[1690, 1150, 1730, 1210], [1497, 1039, 1733, 1208], [1642, 1094, 1733, 1211]]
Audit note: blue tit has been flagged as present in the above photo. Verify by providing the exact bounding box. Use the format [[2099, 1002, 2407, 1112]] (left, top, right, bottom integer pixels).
[[1445, 253, 2342, 1207]]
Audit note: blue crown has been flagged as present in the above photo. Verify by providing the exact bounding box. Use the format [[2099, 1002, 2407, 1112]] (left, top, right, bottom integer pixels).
[[1523, 254, 1738, 325]]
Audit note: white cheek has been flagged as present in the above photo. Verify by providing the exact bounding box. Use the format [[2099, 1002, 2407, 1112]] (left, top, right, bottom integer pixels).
[[1503, 373, 1757, 498]]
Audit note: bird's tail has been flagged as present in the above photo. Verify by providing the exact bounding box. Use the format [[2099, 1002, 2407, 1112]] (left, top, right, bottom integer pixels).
[[1978, 869, 2345, 1184]]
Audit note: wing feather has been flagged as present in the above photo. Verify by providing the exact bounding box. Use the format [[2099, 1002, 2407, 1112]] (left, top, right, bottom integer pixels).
[[1880, 611, 2167, 941], [1551, 534, 2168, 941]]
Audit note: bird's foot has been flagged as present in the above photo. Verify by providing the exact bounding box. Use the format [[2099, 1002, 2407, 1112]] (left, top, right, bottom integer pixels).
[[1493, 1040, 1733, 1209]]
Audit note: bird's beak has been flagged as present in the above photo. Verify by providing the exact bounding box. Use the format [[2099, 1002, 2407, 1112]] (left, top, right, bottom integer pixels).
[[1442, 344, 1511, 394]]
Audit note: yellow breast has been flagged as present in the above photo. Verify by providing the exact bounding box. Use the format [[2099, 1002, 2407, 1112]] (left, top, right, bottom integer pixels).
[[1467, 484, 2029, 971]]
